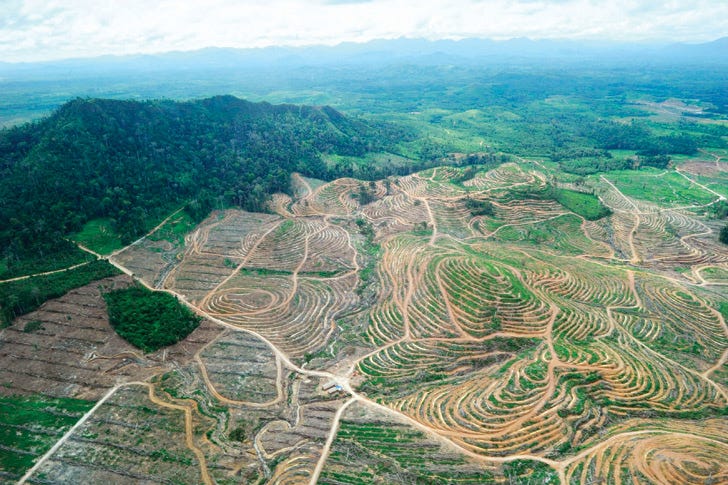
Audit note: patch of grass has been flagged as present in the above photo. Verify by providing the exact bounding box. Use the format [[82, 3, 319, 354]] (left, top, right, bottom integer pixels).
[[103, 285, 202, 352], [553, 188, 612, 220], [147, 211, 196, 245], [601, 169, 718, 206], [70, 218, 124, 255]]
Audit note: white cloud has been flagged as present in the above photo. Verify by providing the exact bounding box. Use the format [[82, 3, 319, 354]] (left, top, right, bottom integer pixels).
[[0, 0, 726, 62]]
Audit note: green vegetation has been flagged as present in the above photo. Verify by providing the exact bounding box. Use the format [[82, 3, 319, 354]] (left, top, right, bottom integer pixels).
[[555, 150, 633, 175], [552, 187, 612, 220], [103, 285, 202, 352], [464, 197, 494, 217], [553, 149, 678, 176], [0, 96, 404, 280], [356, 184, 376, 205], [586, 120, 698, 156], [22, 319, 43, 333], [147, 211, 196, 245], [720, 225, 728, 245], [719, 302, 728, 321], [228, 418, 256, 443], [601, 170, 718, 206], [355, 218, 381, 294], [0, 259, 120, 327], [503, 459, 559, 484], [0, 241, 94, 281], [320, 418, 492, 484], [711, 200, 728, 219], [0, 394, 94, 479], [71, 218, 124, 255]]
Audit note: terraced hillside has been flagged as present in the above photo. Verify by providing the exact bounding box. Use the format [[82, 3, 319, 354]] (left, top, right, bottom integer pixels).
[[4, 158, 728, 484]]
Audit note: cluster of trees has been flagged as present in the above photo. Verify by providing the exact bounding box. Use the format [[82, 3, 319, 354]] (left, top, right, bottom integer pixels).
[[464, 198, 495, 217], [103, 285, 201, 352], [558, 156, 632, 175], [586, 120, 699, 156], [0, 96, 401, 278], [711, 200, 728, 220], [551, 121, 715, 175], [556, 154, 672, 176]]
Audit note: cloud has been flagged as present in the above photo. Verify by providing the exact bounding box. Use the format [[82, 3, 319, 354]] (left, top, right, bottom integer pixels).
[[322, 0, 375, 4], [0, 0, 726, 62]]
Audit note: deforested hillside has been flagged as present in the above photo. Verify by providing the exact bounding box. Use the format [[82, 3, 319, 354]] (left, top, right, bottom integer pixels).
[[4, 160, 725, 484]]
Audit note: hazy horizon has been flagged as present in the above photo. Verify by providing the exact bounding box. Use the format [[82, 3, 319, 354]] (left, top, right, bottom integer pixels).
[[1, 0, 726, 63]]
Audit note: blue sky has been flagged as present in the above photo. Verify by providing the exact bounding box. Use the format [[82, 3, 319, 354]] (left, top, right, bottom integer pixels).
[[0, 0, 725, 62]]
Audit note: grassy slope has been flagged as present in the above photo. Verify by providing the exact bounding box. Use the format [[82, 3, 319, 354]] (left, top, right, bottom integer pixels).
[[553, 188, 612, 220], [71, 218, 124, 255]]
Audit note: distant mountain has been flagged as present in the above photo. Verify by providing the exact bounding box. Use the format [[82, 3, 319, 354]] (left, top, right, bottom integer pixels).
[[2, 37, 727, 78], [660, 37, 728, 60], [2, 36, 726, 128]]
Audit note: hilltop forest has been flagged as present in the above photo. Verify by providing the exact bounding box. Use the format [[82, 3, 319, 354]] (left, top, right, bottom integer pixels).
[[0, 96, 414, 279]]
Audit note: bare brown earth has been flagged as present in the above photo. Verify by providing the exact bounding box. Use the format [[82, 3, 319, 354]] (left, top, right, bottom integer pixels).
[[0, 275, 222, 401], [6, 161, 728, 484]]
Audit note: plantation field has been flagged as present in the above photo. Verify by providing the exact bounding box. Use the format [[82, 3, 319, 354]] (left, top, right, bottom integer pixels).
[[598, 169, 720, 207], [5, 160, 728, 484]]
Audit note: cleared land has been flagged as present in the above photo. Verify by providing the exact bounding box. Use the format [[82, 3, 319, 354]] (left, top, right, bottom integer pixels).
[[2, 161, 727, 484]]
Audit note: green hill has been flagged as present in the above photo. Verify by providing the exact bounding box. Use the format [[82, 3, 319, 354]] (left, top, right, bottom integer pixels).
[[0, 96, 398, 279]]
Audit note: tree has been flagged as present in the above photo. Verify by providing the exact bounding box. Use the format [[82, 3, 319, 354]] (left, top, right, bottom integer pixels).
[[720, 224, 728, 245]]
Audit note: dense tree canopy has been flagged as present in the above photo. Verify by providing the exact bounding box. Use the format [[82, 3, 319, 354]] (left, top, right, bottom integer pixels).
[[0, 96, 401, 278], [103, 285, 201, 352]]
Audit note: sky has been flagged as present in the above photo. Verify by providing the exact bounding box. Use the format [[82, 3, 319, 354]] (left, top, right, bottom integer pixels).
[[0, 0, 726, 62]]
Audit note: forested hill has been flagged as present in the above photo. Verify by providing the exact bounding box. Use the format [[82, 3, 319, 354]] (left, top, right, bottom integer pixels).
[[0, 95, 399, 278]]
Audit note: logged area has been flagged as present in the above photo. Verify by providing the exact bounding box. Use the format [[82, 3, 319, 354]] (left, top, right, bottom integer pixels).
[[3, 158, 725, 484]]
